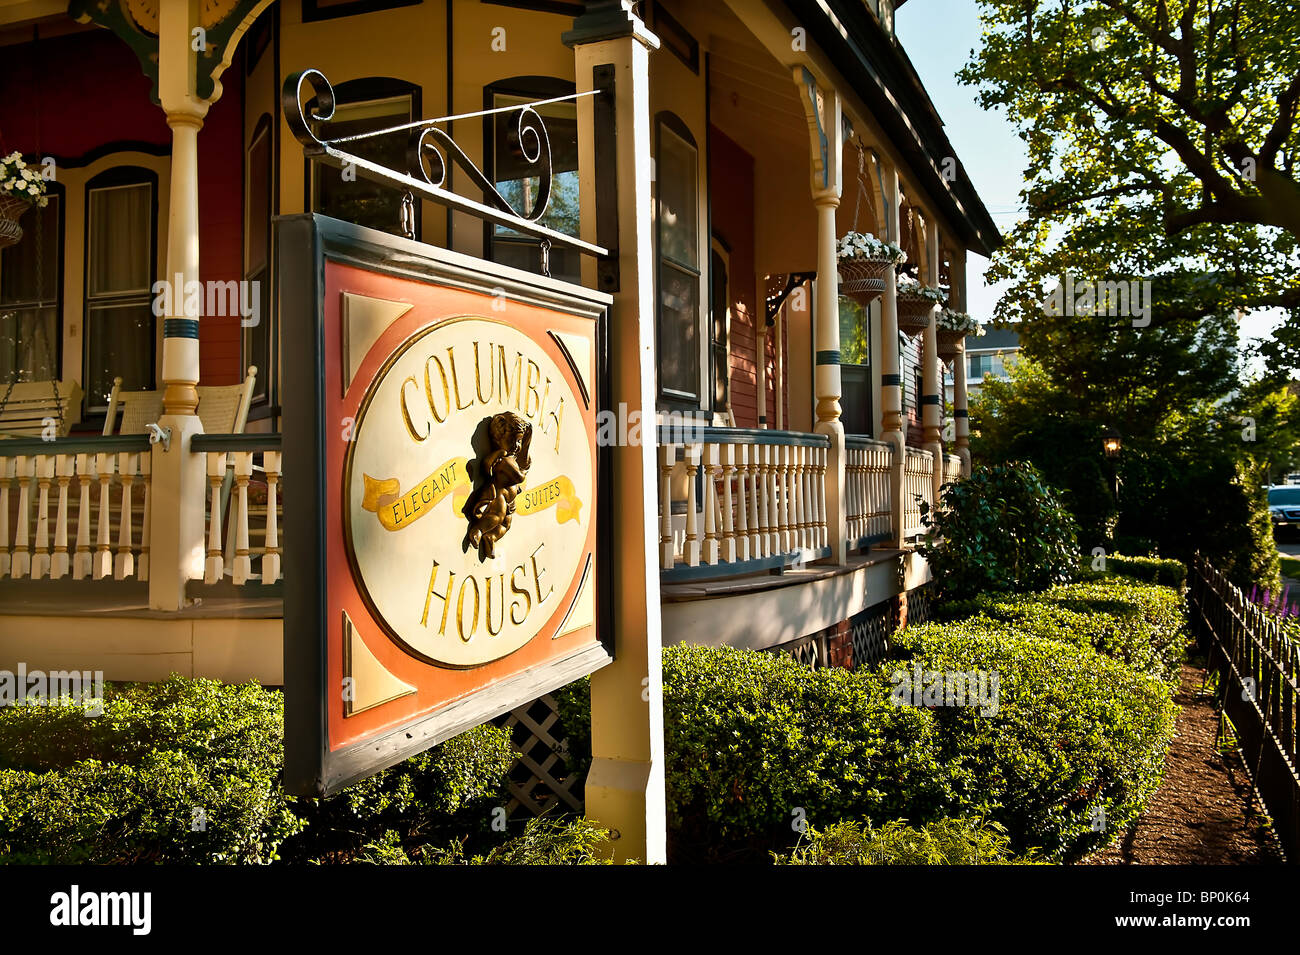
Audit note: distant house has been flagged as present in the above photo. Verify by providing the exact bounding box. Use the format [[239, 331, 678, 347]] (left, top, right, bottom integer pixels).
[[945, 324, 1020, 405]]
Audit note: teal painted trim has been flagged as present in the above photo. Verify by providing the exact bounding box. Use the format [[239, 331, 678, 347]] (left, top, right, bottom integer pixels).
[[192, 433, 283, 452], [164, 319, 200, 340], [920, 395, 941, 406], [0, 435, 150, 456], [881, 374, 901, 386], [657, 425, 830, 448], [815, 350, 842, 366], [954, 409, 969, 418], [661, 546, 833, 583]]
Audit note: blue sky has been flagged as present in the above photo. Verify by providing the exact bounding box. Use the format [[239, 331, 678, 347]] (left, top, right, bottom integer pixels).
[[894, 0, 1281, 358]]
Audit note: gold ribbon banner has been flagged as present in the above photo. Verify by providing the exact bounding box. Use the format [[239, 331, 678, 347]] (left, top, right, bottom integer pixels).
[[361, 459, 582, 532]]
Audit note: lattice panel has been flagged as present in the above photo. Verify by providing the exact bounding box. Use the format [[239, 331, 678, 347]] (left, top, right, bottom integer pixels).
[[495, 693, 585, 820], [850, 602, 892, 668]]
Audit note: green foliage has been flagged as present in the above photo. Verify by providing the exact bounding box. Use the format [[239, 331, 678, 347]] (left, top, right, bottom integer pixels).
[[918, 460, 1080, 599], [886, 622, 1178, 860], [661, 644, 949, 863], [959, 1, 1300, 379], [414, 817, 617, 865], [1095, 554, 1187, 589], [773, 817, 1041, 865], [0, 677, 300, 864], [935, 579, 1188, 686], [280, 722, 515, 863], [0, 676, 517, 865]]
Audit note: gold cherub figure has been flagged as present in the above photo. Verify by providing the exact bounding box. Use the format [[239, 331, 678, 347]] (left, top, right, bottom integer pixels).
[[463, 412, 533, 559]]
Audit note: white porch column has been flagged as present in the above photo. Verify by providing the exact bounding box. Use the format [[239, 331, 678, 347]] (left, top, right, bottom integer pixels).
[[794, 67, 846, 564], [878, 162, 906, 547], [756, 322, 768, 428], [149, 1, 211, 610], [953, 251, 971, 476], [923, 220, 943, 504], [565, 1, 666, 865]]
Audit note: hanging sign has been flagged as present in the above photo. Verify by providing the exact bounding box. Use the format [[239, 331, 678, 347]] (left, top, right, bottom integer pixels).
[[280, 214, 611, 796]]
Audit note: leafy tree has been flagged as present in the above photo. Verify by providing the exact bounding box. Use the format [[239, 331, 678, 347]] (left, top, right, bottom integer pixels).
[[961, 0, 1300, 378]]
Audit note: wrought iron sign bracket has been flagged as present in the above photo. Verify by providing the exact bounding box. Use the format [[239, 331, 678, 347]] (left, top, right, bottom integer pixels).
[[283, 68, 609, 260]]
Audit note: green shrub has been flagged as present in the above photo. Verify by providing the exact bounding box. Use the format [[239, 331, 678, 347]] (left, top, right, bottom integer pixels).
[[281, 722, 515, 863], [932, 579, 1187, 685], [660, 644, 950, 863], [885, 623, 1177, 860], [1092, 553, 1187, 588], [0, 677, 299, 864], [919, 461, 1080, 599], [773, 817, 1040, 865], [413, 817, 618, 865], [0, 676, 517, 865]]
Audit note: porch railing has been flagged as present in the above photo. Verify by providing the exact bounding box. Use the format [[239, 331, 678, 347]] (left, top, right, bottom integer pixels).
[[942, 452, 962, 487], [845, 435, 894, 548], [0, 436, 152, 582], [657, 426, 830, 581], [193, 433, 282, 587], [902, 447, 935, 538]]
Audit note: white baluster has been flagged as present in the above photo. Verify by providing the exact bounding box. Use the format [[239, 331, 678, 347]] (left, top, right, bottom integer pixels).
[[702, 443, 719, 565], [720, 444, 737, 564], [658, 443, 676, 568], [232, 452, 253, 585], [114, 452, 136, 580], [683, 444, 701, 567], [262, 451, 282, 584], [73, 453, 92, 579], [51, 454, 72, 579], [93, 452, 113, 579], [0, 457, 12, 577], [31, 455, 52, 579], [12, 456, 32, 578], [734, 444, 750, 562], [205, 452, 227, 583]]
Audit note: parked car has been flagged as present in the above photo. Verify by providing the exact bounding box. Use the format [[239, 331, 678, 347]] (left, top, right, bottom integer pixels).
[[1268, 485, 1300, 537]]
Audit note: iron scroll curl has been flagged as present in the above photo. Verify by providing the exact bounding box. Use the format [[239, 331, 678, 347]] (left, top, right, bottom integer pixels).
[[281, 67, 599, 256]]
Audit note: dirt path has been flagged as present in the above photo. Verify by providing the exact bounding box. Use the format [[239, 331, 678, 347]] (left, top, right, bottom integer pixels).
[[1088, 663, 1283, 865]]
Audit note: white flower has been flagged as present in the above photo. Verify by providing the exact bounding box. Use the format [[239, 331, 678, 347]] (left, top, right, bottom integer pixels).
[[13, 180, 26, 192]]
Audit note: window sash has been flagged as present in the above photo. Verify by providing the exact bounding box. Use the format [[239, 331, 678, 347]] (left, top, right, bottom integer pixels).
[[86, 183, 152, 299]]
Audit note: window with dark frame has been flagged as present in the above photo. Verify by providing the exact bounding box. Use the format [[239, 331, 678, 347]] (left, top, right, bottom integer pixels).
[[0, 184, 63, 385], [484, 77, 581, 285], [83, 169, 156, 413], [708, 242, 729, 414], [310, 80, 419, 240], [655, 114, 700, 408], [244, 115, 274, 409]]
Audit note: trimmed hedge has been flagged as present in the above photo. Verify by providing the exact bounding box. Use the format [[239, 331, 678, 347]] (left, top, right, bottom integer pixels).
[[773, 817, 1040, 865], [362, 817, 618, 865], [932, 579, 1187, 686], [1094, 554, 1187, 588], [659, 644, 950, 863], [885, 624, 1177, 859], [0, 677, 517, 865]]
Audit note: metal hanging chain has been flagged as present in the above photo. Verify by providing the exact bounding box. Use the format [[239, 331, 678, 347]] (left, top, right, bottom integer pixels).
[[852, 141, 868, 236], [400, 191, 416, 240], [539, 238, 552, 279]]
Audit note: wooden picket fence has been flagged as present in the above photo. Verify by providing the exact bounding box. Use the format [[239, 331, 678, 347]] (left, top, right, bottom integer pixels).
[[1189, 554, 1299, 861]]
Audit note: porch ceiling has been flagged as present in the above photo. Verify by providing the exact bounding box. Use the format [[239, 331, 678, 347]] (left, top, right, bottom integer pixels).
[[705, 25, 808, 157]]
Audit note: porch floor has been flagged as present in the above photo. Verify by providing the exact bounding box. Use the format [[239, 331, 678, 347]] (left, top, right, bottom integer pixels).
[[660, 548, 909, 602], [0, 580, 283, 618]]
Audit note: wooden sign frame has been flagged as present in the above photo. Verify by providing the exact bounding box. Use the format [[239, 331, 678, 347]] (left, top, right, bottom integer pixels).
[[279, 214, 613, 797]]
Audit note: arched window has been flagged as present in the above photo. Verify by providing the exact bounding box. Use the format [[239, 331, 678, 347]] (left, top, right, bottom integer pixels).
[[655, 112, 700, 408], [83, 166, 157, 411], [310, 77, 421, 239], [483, 75, 581, 284], [0, 178, 64, 384]]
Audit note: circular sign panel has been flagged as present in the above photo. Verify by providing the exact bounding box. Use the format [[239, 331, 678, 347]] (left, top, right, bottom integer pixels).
[[345, 317, 592, 668]]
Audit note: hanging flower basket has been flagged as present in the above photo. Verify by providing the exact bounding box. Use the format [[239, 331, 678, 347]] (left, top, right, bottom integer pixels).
[[936, 309, 983, 362], [0, 152, 48, 251], [896, 277, 946, 335], [837, 231, 905, 305], [0, 195, 28, 250]]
